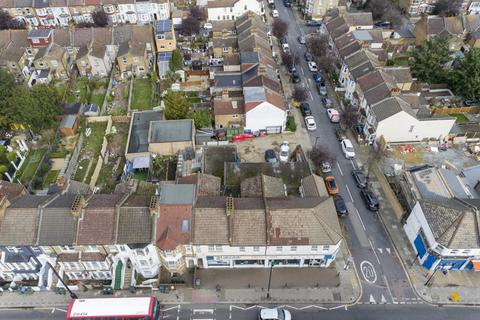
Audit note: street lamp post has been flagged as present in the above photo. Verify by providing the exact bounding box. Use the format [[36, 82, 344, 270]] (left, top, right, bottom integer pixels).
[[266, 261, 275, 299], [424, 267, 439, 287], [46, 262, 78, 299]]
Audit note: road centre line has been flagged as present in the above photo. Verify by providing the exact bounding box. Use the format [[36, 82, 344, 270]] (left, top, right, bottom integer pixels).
[[368, 239, 381, 264], [346, 185, 354, 203], [354, 207, 366, 231], [336, 161, 343, 176]]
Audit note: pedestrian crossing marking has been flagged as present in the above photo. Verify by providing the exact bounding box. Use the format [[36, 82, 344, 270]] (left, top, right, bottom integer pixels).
[[386, 248, 391, 254], [381, 295, 387, 304], [369, 294, 376, 304], [378, 248, 383, 254]]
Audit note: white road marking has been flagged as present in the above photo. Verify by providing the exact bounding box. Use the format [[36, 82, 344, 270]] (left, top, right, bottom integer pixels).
[[378, 248, 383, 254], [346, 184, 354, 202], [381, 294, 387, 304], [350, 159, 356, 169], [328, 305, 347, 310], [386, 248, 391, 254], [308, 78, 312, 85], [360, 260, 377, 284], [162, 306, 180, 312], [369, 294, 376, 304], [230, 305, 258, 310], [301, 68, 305, 75], [368, 239, 381, 264], [193, 309, 214, 314], [309, 91, 313, 100], [354, 207, 366, 231], [336, 161, 343, 176]]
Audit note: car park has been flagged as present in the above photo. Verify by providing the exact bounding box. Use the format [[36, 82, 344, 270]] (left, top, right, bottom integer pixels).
[[265, 149, 277, 163], [327, 108, 340, 123], [333, 195, 348, 216], [291, 69, 300, 83], [259, 308, 292, 320], [317, 83, 327, 95], [298, 35, 306, 44], [321, 161, 332, 173], [300, 102, 311, 116], [307, 61, 318, 72], [321, 97, 332, 108], [313, 73, 323, 84], [324, 176, 339, 195], [361, 189, 380, 211], [304, 52, 313, 62], [335, 126, 346, 141], [279, 141, 290, 162], [341, 139, 355, 159], [352, 170, 367, 188], [304, 116, 317, 131]]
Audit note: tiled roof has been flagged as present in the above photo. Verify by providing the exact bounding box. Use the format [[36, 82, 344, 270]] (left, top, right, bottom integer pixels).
[[383, 67, 413, 84], [371, 96, 416, 122], [444, 16, 464, 36], [357, 70, 395, 94], [76, 194, 124, 245], [231, 202, 266, 245], [0, 205, 39, 245], [419, 199, 480, 249], [207, 0, 237, 8], [338, 41, 361, 59], [0, 181, 25, 201], [9, 195, 51, 208], [345, 12, 373, 27], [116, 195, 153, 244], [177, 173, 222, 196], [213, 98, 245, 116], [193, 198, 229, 244], [300, 175, 329, 198], [262, 175, 286, 198]]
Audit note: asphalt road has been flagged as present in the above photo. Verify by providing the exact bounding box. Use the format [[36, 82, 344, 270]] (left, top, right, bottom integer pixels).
[[5, 303, 480, 320], [272, 0, 415, 305]]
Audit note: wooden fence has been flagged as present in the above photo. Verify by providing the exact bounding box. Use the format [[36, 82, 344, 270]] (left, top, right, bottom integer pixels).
[[430, 106, 480, 115]]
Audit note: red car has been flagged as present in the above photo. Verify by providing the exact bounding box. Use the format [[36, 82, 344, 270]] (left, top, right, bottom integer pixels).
[[324, 176, 339, 195]]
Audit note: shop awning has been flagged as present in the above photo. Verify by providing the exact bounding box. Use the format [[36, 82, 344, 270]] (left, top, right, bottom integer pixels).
[[472, 260, 480, 271]]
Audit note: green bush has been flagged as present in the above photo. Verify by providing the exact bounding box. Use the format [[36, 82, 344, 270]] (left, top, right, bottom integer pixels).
[[286, 116, 296, 132]]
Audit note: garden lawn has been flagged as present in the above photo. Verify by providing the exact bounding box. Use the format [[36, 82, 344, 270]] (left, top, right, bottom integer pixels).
[[73, 158, 90, 182], [17, 148, 47, 184], [90, 92, 105, 107], [75, 78, 90, 103], [43, 170, 59, 188], [131, 79, 152, 110], [449, 113, 469, 122]]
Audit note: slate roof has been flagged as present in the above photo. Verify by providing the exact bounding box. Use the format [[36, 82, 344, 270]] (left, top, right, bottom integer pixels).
[[37, 194, 79, 246], [325, 16, 347, 33], [212, 20, 236, 33], [76, 194, 124, 245], [338, 41, 362, 59], [207, 0, 237, 8], [357, 70, 395, 94], [177, 173, 222, 196], [149, 119, 193, 143], [27, 29, 52, 38], [363, 81, 396, 106], [345, 12, 373, 27], [213, 37, 238, 49], [419, 199, 480, 249], [350, 60, 376, 80], [116, 195, 153, 244], [383, 67, 413, 84], [371, 96, 417, 122], [300, 175, 329, 198], [159, 183, 195, 205]]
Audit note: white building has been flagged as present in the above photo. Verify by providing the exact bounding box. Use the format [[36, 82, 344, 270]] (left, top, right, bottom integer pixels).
[[117, 0, 138, 24], [207, 0, 264, 21], [365, 96, 455, 143], [49, 0, 72, 28], [303, 0, 338, 21], [192, 175, 343, 269], [243, 86, 287, 133], [404, 199, 480, 271]]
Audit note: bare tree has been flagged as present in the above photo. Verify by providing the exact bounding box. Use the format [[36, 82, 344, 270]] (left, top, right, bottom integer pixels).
[[272, 18, 288, 39], [281, 52, 299, 69], [366, 0, 402, 27], [340, 106, 359, 128], [92, 9, 108, 27], [181, 16, 201, 36], [308, 145, 336, 167], [306, 34, 329, 58], [316, 55, 337, 75], [0, 11, 25, 29], [292, 86, 308, 102], [433, 0, 462, 16], [190, 6, 206, 21]]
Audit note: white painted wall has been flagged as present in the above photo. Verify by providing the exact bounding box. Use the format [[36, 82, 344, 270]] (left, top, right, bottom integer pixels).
[[207, 0, 263, 21], [375, 111, 455, 143], [245, 102, 286, 132]]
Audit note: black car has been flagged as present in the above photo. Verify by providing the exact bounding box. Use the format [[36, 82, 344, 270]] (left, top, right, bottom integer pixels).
[[304, 52, 313, 62], [300, 102, 312, 117], [335, 126, 346, 141], [305, 20, 322, 27], [280, 36, 288, 45], [333, 195, 348, 216], [374, 21, 391, 28], [352, 170, 367, 188], [360, 189, 380, 211], [283, 0, 292, 7], [288, 65, 297, 74], [291, 69, 301, 83], [265, 149, 277, 163]]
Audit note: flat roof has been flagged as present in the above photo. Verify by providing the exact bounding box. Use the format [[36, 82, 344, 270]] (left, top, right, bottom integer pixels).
[[127, 110, 163, 154], [69, 297, 153, 317], [149, 119, 193, 143]]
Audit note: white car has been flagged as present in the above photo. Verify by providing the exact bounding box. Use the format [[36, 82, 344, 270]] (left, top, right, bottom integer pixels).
[[259, 308, 292, 320], [304, 116, 317, 131], [281, 43, 290, 53], [272, 9, 279, 18], [279, 141, 289, 162], [326, 108, 340, 123], [307, 61, 318, 72], [341, 139, 356, 159]]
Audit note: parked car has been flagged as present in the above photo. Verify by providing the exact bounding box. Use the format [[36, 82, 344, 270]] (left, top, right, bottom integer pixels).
[[265, 149, 277, 163], [317, 83, 327, 95], [313, 73, 323, 84], [272, 9, 279, 18], [335, 126, 346, 141], [283, 0, 292, 7], [352, 170, 367, 188], [341, 139, 355, 159], [291, 69, 300, 83], [259, 308, 292, 320], [327, 108, 340, 123], [321, 161, 332, 173], [305, 116, 317, 131], [279, 141, 290, 162], [307, 61, 318, 72], [298, 35, 306, 44], [300, 102, 312, 117], [280, 36, 288, 45], [324, 175, 339, 195], [333, 195, 348, 216], [102, 287, 114, 295], [281, 43, 290, 53], [305, 20, 322, 27], [374, 21, 391, 28], [304, 52, 313, 62], [321, 97, 332, 108], [361, 189, 380, 211], [268, 0, 275, 8], [288, 65, 297, 74]]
